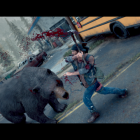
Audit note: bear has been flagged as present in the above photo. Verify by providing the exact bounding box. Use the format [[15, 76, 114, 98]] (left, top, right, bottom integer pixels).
[[0, 67, 69, 124]]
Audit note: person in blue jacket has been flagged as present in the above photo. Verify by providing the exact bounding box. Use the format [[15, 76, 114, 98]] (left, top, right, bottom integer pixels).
[[64, 43, 128, 123]]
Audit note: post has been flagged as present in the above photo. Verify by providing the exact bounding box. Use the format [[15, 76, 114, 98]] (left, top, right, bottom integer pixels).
[[65, 17, 84, 44], [47, 36, 55, 49], [58, 37, 65, 44]]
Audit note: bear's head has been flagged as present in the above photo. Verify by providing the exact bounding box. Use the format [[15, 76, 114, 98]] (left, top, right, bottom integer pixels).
[[31, 68, 69, 100]]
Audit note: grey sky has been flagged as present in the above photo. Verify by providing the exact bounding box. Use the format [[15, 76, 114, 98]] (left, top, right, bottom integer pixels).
[[0, 17, 32, 22]]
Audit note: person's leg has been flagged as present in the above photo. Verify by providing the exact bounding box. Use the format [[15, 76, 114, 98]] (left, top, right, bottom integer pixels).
[[83, 80, 100, 123], [83, 83, 97, 113], [96, 81, 128, 98], [97, 86, 126, 95]]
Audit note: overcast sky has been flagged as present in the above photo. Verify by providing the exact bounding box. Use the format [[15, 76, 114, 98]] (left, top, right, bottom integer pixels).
[[0, 16, 32, 22]]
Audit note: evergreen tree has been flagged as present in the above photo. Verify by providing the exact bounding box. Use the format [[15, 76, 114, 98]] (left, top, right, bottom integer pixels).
[[5, 38, 20, 60], [20, 17, 30, 29], [6, 20, 23, 46], [20, 26, 26, 34], [5, 18, 12, 30], [5, 18, 33, 54]]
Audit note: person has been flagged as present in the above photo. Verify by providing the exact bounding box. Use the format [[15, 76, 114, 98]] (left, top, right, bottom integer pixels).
[[64, 43, 128, 123]]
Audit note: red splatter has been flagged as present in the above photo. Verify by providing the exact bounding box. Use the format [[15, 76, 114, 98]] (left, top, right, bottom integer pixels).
[[1, 28, 72, 61], [0, 51, 10, 61], [56, 80, 61, 84], [31, 28, 69, 41], [85, 64, 90, 70], [77, 22, 82, 28], [3, 57, 6, 60], [29, 89, 35, 94], [15, 75, 19, 79], [64, 76, 73, 85]]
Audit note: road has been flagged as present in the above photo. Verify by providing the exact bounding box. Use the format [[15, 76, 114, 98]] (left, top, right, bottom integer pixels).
[[41, 47, 69, 70], [57, 57, 140, 123], [41, 39, 72, 73], [1, 28, 140, 123]]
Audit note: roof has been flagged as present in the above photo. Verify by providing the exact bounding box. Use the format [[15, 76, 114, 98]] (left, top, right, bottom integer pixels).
[[27, 17, 41, 35]]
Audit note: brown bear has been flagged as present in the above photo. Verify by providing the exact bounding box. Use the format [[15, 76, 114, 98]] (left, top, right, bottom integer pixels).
[[0, 67, 69, 123]]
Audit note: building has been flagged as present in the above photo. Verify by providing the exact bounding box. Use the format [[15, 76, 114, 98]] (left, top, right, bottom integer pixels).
[[27, 17, 71, 49]]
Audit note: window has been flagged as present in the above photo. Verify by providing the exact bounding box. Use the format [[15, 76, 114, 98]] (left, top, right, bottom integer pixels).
[[75, 16, 88, 22], [70, 17, 88, 24], [50, 18, 66, 31]]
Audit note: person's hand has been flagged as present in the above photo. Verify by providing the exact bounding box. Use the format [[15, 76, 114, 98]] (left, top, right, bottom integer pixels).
[[76, 51, 83, 59], [64, 72, 72, 76]]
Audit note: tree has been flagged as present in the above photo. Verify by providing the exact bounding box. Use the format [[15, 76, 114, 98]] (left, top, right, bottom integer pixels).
[[31, 17, 35, 22], [5, 18, 23, 46], [0, 43, 14, 68], [5, 18, 12, 30], [20, 26, 27, 34], [5, 18, 33, 56], [20, 17, 30, 29], [5, 19, 23, 46], [5, 38, 20, 60]]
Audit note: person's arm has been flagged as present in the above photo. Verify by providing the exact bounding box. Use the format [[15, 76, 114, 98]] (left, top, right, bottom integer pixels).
[[65, 55, 78, 63], [64, 63, 92, 76], [64, 70, 80, 76], [88, 56, 95, 66], [64, 55, 94, 76]]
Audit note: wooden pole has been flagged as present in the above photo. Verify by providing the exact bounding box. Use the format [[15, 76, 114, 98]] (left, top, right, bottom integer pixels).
[[65, 17, 84, 44]]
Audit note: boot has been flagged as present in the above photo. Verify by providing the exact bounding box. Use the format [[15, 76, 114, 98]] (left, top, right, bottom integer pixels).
[[88, 112, 100, 123], [119, 89, 128, 98]]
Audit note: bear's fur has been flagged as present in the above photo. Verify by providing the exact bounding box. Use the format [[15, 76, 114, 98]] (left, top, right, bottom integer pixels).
[[0, 67, 69, 123]]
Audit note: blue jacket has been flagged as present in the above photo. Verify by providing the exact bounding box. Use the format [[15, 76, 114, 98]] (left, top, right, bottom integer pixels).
[[65, 53, 96, 88]]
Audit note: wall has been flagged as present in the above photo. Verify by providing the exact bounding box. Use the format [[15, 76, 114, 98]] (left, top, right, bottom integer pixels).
[[28, 17, 65, 49], [37, 17, 64, 31], [29, 17, 64, 37]]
